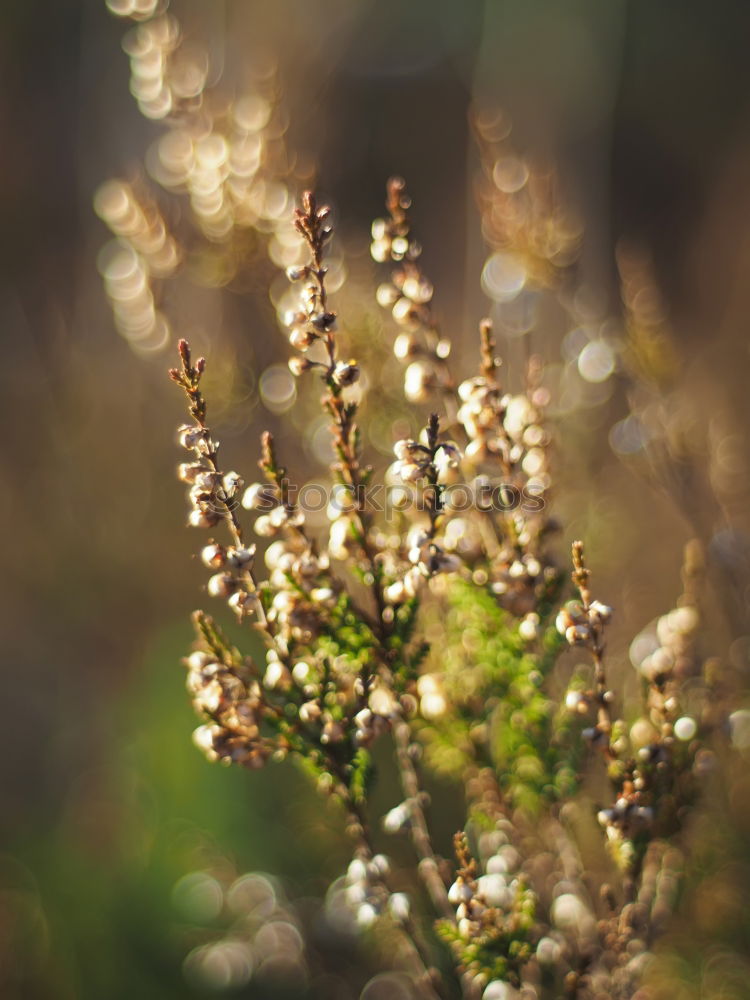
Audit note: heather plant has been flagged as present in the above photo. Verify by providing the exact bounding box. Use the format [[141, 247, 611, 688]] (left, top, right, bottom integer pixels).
[[166, 181, 725, 1000]]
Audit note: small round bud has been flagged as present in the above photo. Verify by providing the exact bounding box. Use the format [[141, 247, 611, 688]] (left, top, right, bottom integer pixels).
[[207, 573, 237, 599], [299, 701, 321, 723], [388, 892, 410, 923], [188, 507, 221, 528], [382, 804, 409, 834], [333, 361, 360, 386], [264, 660, 292, 690], [566, 624, 590, 645], [227, 546, 255, 569], [519, 613, 540, 642], [201, 543, 226, 568], [286, 265, 309, 281], [356, 903, 378, 929], [228, 590, 255, 616], [289, 327, 314, 351], [178, 462, 206, 483], [448, 878, 473, 905], [288, 357, 312, 376]]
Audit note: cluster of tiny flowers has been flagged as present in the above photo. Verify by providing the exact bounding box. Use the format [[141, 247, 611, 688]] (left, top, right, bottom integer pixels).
[[454, 324, 559, 616], [457, 372, 549, 485], [563, 542, 707, 877], [284, 202, 337, 362], [186, 649, 271, 769], [177, 426, 239, 528], [241, 473, 335, 642], [343, 855, 410, 930], [382, 430, 463, 605], [392, 437, 461, 486], [556, 598, 612, 647], [440, 834, 535, 998], [163, 180, 724, 1000], [371, 178, 453, 405]]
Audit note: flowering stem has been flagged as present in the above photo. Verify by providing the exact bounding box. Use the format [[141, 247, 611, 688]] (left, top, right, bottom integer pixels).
[[294, 192, 388, 633], [571, 540, 611, 739], [333, 774, 450, 1000], [170, 340, 268, 627]]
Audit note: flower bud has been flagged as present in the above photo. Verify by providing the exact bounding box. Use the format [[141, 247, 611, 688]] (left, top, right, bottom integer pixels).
[[286, 265, 309, 281], [288, 357, 313, 377], [201, 543, 226, 568], [188, 507, 221, 528], [299, 701, 321, 723], [388, 892, 410, 923], [227, 546, 255, 569], [333, 361, 360, 386], [207, 573, 237, 598]]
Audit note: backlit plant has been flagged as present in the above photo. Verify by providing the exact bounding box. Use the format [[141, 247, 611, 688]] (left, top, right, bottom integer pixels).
[[166, 181, 722, 1000]]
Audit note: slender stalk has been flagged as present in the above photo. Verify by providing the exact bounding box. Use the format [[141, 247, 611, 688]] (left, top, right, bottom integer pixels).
[[392, 716, 453, 922]]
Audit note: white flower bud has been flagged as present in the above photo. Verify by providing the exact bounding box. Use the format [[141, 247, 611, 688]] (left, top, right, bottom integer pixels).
[[178, 462, 206, 483], [518, 613, 540, 641], [222, 471, 242, 494], [483, 980, 519, 1000], [565, 624, 590, 645], [227, 546, 255, 569], [192, 724, 219, 759], [384, 580, 407, 605], [565, 689, 584, 712], [288, 356, 312, 376], [370, 854, 390, 876], [356, 903, 378, 929], [292, 661, 311, 685], [382, 804, 410, 834], [347, 858, 368, 883], [476, 874, 511, 909], [299, 701, 321, 724], [242, 482, 276, 510], [393, 333, 416, 359], [388, 892, 410, 923], [589, 600, 613, 624], [264, 660, 291, 690], [393, 439, 417, 462], [253, 514, 276, 537], [397, 461, 424, 484], [457, 918, 473, 939], [448, 878, 473, 905], [333, 361, 360, 386], [404, 361, 432, 402], [178, 424, 208, 450], [207, 573, 237, 599], [228, 590, 255, 616], [188, 507, 221, 529], [201, 543, 226, 568]]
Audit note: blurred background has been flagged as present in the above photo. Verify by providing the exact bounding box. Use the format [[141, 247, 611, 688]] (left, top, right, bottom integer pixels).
[[2, 0, 750, 997]]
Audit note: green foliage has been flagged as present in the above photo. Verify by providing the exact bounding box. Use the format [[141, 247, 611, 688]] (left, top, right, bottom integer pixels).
[[436, 879, 536, 985], [418, 579, 583, 812]]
